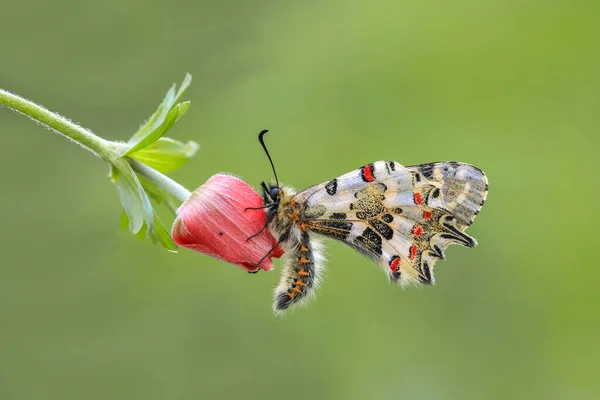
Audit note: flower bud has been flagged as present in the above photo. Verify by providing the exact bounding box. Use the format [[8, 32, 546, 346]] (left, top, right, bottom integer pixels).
[[172, 174, 283, 271]]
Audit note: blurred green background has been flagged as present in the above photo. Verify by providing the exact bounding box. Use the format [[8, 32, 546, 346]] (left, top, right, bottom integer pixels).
[[1, 1, 599, 399]]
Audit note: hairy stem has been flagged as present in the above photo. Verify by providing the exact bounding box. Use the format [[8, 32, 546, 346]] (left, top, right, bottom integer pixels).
[[0, 88, 116, 161]]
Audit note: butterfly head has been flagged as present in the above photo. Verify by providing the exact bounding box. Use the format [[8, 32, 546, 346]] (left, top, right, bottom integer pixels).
[[266, 184, 280, 203], [260, 181, 281, 209]]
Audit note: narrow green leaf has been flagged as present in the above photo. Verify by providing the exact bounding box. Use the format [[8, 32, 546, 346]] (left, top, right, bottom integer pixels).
[[135, 220, 149, 240], [111, 163, 154, 234], [129, 168, 154, 235], [151, 213, 178, 252], [172, 73, 192, 106], [126, 74, 191, 153], [175, 101, 190, 123], [123, 106, 179, 156], [120, 212, 129, 230], [120, 211, 177, 252], [129, 85, 176, 145], [111, 166, 145, 233], [129, 137, 199, 173]]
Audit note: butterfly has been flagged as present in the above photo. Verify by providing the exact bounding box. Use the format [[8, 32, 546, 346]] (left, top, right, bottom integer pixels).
[[250, 130, 488, 313]]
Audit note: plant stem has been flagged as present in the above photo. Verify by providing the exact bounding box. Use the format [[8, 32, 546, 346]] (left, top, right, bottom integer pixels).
[[0, 87, 191, 203], [129, 159, 191, 203], [0, 88, 116, 161]]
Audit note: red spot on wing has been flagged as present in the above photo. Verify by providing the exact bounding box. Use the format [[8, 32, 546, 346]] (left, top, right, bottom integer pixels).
[[423, 210, 432, 220], [414, 192, 423, 205], [410, 245, 418, 260], [390, 257, 400, 273], [362, 165, 375, 182], [413, 225, 423, 237]]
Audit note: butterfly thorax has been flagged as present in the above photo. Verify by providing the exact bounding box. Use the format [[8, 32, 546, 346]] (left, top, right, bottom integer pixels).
[[261, 184, 299, 244]]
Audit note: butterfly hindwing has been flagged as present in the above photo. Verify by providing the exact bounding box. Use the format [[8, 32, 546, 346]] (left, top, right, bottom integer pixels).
[[293, 161, 488, 285]]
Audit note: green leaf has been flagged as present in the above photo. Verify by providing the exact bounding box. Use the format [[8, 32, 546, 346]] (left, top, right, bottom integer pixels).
[[129, 84, 176, 144], [119, 212, 130, 231], [151, 213, 178, 252], [124, 73, 192, 155], [175, 101, 190, 123], [123, 106, 179, 156], [111, 163, 154, 234], [120, 212, 178, 252], [172, 73, 192, 106], [111, 167, 143, 233], [128, 137, 199, 173]]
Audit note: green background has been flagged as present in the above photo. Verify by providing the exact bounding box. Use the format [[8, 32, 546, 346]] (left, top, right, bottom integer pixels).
[[1, 1, 598, 399]]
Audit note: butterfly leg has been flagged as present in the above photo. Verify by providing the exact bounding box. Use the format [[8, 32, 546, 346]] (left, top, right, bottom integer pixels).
[[273, 232, 324, 312], [245, 232, 289, 275]]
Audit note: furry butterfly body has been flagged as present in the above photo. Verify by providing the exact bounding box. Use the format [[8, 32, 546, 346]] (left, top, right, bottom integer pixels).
[[260, 159, 488, 313]]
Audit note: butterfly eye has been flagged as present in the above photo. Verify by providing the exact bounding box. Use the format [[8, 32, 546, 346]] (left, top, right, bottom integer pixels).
[[269, 187, 280, 200]]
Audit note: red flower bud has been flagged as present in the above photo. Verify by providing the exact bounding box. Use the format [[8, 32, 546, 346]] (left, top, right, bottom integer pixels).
[[172, 174, 283, 271]]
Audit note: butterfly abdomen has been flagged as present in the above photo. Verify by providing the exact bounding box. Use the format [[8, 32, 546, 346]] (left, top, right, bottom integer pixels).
[[274, 232, 325, 312]]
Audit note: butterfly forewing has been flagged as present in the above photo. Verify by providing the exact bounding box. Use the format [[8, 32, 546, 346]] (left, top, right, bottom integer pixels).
[[407, 162, 488, 229]]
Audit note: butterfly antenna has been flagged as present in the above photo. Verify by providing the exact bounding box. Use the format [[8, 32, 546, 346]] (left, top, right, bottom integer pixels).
[[258, 129, 280, 188]]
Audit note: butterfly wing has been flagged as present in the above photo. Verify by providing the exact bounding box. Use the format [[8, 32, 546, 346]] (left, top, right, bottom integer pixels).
[[406, 162, 488, 229], [292, 161, 488, 285]]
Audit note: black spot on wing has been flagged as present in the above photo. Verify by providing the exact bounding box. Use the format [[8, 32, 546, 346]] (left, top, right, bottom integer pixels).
[[356, 227, 383, 256], [382, 213, 394, 223], [440, 233, 475, 248], [419, 261, 433, 285], [431, 245, 445, 260], [325, 179, 338, 195], [330, 213, 346, 219], [375, 182, 388, 192], [369, 220, 393, 240], [420, 164, 435, 179], [441, 217, 476, 247], [356, 211, 370, 220]]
